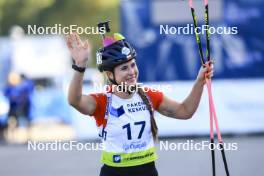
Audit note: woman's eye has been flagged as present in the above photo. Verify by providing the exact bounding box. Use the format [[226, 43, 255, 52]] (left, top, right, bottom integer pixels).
[[131, 63, 135, 68], [121, 66, 127, 70]]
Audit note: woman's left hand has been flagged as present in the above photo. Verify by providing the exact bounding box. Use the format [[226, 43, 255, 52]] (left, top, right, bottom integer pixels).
[[196, 60, 214, 84]]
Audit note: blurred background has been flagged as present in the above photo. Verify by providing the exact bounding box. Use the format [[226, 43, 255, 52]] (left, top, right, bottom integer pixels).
[[0, 0, 263, 176]]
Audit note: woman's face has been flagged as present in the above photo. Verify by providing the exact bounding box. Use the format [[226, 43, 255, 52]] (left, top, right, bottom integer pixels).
[[110, 59, 139, 86]]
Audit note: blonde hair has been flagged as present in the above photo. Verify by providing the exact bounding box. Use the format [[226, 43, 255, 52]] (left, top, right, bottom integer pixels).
[[138, 87, 158, 140]]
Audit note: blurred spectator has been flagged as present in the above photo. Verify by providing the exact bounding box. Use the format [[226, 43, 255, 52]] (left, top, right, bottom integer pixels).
[[4, 72, 34, 129], [0, 93, 9, 141]]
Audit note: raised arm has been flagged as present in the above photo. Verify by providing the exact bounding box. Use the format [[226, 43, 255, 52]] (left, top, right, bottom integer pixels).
[[66, 33, 96, 115], [157, 62, 214, 119]]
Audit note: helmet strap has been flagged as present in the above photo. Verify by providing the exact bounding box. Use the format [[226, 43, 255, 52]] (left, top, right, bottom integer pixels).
[[108, 70, 118, 85]]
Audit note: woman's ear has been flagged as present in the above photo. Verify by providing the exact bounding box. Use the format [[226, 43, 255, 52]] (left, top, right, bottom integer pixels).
[[105, 71, 114, 80]]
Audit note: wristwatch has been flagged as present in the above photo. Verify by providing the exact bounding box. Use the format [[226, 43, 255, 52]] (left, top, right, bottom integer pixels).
[[72, 64, 86, 73]]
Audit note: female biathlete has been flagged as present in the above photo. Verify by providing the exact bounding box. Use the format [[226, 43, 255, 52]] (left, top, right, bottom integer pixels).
[[66, 32, 213, 176]]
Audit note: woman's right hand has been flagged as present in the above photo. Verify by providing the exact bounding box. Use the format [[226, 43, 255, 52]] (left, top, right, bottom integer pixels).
[[66, 33, 91, 67]]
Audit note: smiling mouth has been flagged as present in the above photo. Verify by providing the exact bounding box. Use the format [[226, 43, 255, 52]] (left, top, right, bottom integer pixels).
[[127, 77, 136, 81]]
